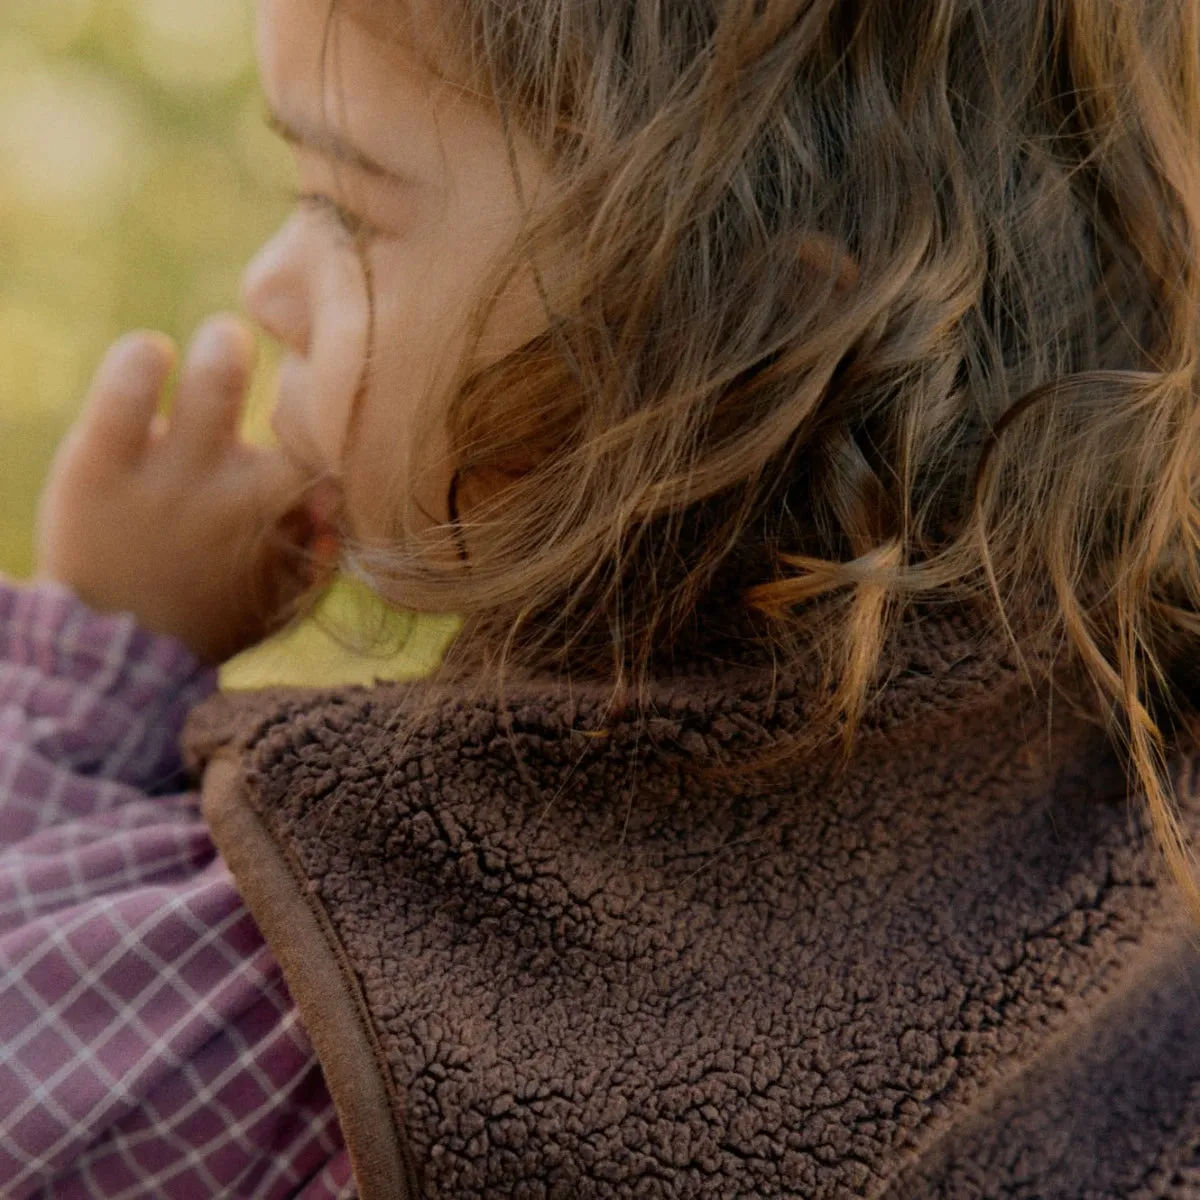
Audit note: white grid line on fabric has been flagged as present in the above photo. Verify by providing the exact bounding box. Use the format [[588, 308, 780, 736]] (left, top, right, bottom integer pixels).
[[333, 1164, 359, 1200], [6, 605, 116, 683], [56, 933, 334, 1200], [95, 1059, 256, 1200], [59, 817, 89, 958], [0, 875, 66, 927], [42, 938, 294, 1200], [6, 598, 200, 792], [0, 882, 252, 1139], [62, 594, 101, 682], [8, 990, 340, 1192], [0, 891, 264, 1188], [2, 625, 155, 692], [10, 595, 69, 677], [114, 808, 163, 913], [3, 902, 172, 1084], [94, 887, 342, 1199], [96, 1003, 326, 1200], [134, 993, 310, 1139], [36, 1012, 225, 1200], [0, 873, 344, 1199], [47, 634, 107, 774], [101, 950, 296, 1174], [0, 807, 203, 924], [0, 710, 27, 802], [8, 794, 202, 859], [95, 1125, 206, 1200], [8, 815, 112, 857], [297, 1150, 357, 1200], [248, 1096, 346, 1200], [96, 614, 147, 787], [3, 888, 200, 1056], [1, 846, 229, 982], [291, 1104, 348, 1193], [0, 936, 148, 1180], [5, 645, 42, 704], [0, 746, 39, 850], [0, 711, 123, 838], [0, 1028, 101, 1182], [0, 673, 49, 798], [67, 1054, 344, 1200], [1, 585, 343, 1197], [42, 753, 80, 831]]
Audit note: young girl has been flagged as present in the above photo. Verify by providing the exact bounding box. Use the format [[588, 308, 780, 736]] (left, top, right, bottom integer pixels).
[[6, 0, 1200, 1195]]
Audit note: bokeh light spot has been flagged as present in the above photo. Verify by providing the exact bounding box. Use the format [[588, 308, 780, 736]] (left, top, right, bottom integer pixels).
[[0, 60, 142, 230], [134, 0, 253, 93]]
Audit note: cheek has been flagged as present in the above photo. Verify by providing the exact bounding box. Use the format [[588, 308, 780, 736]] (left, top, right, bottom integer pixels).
[[341, 242, 472, 539], [342, 395, 455, 544]]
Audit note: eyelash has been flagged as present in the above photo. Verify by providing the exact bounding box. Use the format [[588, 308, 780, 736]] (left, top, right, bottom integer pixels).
[[291, 189, 374, 241]]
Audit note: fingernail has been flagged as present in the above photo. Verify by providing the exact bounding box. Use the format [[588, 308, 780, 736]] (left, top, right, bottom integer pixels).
[[109, 333, 173, 382], [193, 320, 234, 367]]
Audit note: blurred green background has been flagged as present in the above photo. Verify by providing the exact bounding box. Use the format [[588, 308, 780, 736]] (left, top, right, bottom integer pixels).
[[0, 0, 293, 578]]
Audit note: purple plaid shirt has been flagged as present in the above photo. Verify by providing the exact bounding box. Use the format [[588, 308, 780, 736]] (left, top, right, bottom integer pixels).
[[0, 579, 354, 1198]]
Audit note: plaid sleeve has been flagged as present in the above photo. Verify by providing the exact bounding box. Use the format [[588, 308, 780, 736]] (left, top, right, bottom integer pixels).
[[0, 580, 354, 1198], [0, 579, 217, 819]]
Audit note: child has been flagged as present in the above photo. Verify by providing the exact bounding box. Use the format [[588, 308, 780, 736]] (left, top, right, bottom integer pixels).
[[5, 0, 1200, 1195]]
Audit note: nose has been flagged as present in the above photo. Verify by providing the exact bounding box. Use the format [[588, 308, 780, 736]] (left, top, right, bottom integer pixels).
[[240, 220, 311, 355]]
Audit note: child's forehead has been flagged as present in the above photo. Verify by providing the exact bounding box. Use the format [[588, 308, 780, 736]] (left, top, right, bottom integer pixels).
[[256, 0, 540, 196], [256, 0, 468, 118], [324, 0, 459, 79], [253, 3, 420, 194], [257, 0, 468, 152], [333, 0, 417, 43]]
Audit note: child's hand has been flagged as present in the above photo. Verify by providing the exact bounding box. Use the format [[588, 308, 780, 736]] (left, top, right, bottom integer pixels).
[[34, 316, 327, 665]]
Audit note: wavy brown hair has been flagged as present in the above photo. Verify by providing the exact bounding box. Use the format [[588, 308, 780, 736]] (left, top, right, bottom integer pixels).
[[326, 0, 1200, 921]]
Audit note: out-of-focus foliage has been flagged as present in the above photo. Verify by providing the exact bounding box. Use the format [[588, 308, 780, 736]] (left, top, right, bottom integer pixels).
[[0, 0, 293, 577]]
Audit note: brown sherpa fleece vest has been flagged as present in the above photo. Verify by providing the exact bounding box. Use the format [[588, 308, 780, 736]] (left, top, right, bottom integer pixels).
[[183, 610, 1200, 1199]]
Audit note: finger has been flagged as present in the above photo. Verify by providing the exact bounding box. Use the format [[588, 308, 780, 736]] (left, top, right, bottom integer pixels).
[[168, 315, 257, 463], [254, 445, 322, 509], [256, 454, 343, 580], [235, 454, 340, 619], [76, 332, 176, 465], [227, 445, 329, 538], [274, 506, 339, 593]]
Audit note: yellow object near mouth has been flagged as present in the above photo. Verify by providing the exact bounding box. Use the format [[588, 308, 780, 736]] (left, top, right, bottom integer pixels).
[[219, 573, 461, 691]]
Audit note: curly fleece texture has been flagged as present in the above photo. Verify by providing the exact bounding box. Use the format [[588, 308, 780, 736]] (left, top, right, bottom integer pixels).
[[186, 611, 1200, 1198]]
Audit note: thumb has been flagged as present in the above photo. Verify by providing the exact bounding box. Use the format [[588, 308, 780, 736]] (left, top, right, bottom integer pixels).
[[248, 452, 344, 614], [247, 445, 321, 516], [250, 450, 343, 561]]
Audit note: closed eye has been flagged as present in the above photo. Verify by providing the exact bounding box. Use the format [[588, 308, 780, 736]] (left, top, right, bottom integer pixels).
[[291, 189, 375, 242]]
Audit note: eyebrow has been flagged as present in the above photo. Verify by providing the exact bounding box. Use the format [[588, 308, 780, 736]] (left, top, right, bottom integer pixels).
[[264, 105, 416, 185]]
